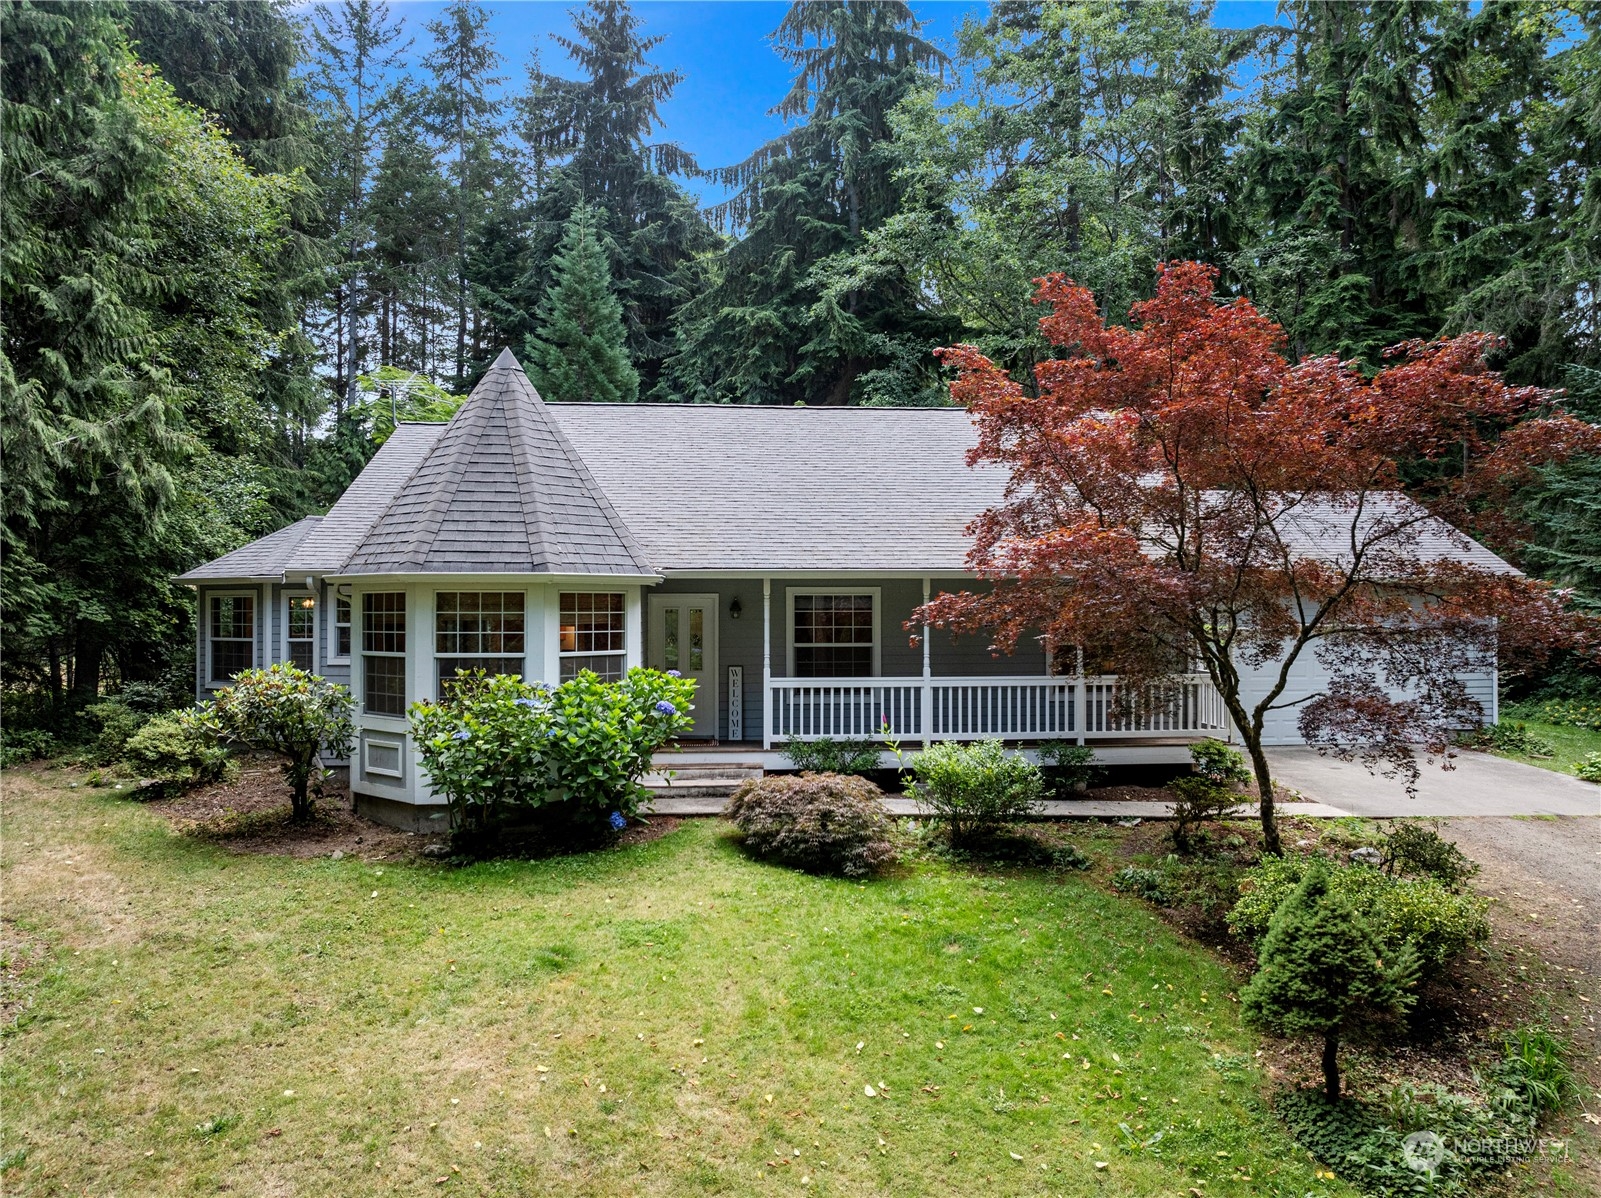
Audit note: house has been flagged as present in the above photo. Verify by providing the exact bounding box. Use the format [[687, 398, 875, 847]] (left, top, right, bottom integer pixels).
[[180, 350, 1503, 827]]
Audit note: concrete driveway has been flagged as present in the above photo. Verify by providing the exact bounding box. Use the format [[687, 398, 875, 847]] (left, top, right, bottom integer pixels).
[[1266, 746, 1600, 817]]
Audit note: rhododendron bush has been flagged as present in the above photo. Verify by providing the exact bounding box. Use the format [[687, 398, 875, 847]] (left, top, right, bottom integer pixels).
[[916, 262, 1598, 853]]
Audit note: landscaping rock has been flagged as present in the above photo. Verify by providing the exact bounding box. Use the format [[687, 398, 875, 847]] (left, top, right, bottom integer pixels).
[[329, 849, 344, 861], [1349, 846, 1382, 867], [420, 843, 450, 859]]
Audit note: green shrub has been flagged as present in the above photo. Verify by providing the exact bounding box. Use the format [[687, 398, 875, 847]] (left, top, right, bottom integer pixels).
[[411, 668, 695, 854], [124, 713, 233, 791], [1378, 821, 1479, 889], [1111, 865, 1170, 904], [1167, 775, 1243, 853], [1576, 753, 1601, 783], [1528, 699, 1601, 731], [725, 772, 896, 877], [1229, 856, 1489, 967], [1457, 720, 1555, 756], [83, 699, 151, 764], [1036, 742, 1104, 795], [1050, 842, 1092, 872], [1190, 737, 1251, 786], [189, 664, 355, 820], [906, 739, 1041, 846], [1241, 862, 1418, 1101], [780, 737, 880, 775], [1490, 1026, 1575, 1116], [0, 728, 58, 768]]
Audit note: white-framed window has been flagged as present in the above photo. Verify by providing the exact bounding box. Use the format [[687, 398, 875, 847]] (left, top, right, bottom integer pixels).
[[207, 592, 256, 684], [559, 591, 626, 682], [286, 594, 316, 670], [435, 591, 525, 692], [331, 591, 352, 661], [362, 591, 407, 716], [787, 589, 880, 678]]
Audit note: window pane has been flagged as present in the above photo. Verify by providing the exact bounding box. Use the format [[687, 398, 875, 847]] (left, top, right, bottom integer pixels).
[[364, 654, 406, 716], [335, 595, 351, 657], [688, 607, 704, 672], [363, 592, 406, 653], [289, 599, 315, 639], [664, 608, 679, 672], [289, 641, 314, 670], [437, 657, 524, 695], [211, 595, 253, 641], [559, 653, 626, 683], [560, 592, 624, 654], [794, 645, 873, 678], [210, 638, 252, 683], [436, 592, 524, 655]]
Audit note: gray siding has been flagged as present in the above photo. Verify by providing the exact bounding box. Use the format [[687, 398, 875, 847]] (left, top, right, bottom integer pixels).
[[645, 576, 1047, 742]]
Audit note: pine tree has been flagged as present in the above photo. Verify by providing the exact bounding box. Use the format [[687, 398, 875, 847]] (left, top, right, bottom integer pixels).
[[669, 1, 947, 405], [1240, 862, 1417, 1101], [501, 2, 714, 397], [526, 204, 638, 403]]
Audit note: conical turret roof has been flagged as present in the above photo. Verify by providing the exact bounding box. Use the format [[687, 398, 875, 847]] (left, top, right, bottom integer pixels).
[[344, 349, 653, 575]]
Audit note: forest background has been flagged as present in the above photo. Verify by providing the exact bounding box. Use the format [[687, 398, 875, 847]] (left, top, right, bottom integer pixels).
[[3, 0, 1599, 720]]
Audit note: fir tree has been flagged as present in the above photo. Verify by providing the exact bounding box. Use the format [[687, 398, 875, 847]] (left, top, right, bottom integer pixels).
[[669, 1, 947, 405], [1240, 862, 1418, 1101], [526, 204, 638, 404]]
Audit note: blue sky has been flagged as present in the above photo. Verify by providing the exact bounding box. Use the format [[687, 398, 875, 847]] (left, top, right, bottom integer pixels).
[[360, 1, 1287, 203]]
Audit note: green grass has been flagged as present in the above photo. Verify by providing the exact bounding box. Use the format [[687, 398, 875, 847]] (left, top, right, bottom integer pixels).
[[0, 768, 1353, 1197], [1491, 717, 1601, 778]]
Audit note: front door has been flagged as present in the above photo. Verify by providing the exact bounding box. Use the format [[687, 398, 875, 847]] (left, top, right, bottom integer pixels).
[[648, 594, 718, 739]]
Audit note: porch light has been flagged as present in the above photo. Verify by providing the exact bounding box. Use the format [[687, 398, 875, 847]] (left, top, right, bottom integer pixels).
[[729, 597, 742, 620]]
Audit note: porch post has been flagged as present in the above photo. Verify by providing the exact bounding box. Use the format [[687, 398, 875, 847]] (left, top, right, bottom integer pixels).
[[921, 576, 932, 747], [761, 577, 772, 751], [1075, 645, 1086, 747]]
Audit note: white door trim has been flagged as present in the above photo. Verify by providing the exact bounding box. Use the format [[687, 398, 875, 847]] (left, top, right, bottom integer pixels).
[[647, 593, 720, 739]]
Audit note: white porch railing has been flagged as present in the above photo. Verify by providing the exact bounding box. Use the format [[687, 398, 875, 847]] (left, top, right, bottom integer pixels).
[[766, 674, 1229, 744]]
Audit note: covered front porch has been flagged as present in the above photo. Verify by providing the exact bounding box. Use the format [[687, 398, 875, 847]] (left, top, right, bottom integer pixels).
[[644, 574, 1230, 767]]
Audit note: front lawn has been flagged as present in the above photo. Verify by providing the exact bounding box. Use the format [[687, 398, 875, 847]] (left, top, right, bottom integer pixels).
[[0, 767, 1347, 1197], [1491, 717, 1601, 778]]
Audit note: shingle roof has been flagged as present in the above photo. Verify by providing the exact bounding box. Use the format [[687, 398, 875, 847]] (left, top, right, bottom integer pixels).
[[285, 422, 447, 574], [178, 516, 322, 581], [549, 403, 1010, 572], [343, 349, 653, 576], [180, 350, 1515, 582]]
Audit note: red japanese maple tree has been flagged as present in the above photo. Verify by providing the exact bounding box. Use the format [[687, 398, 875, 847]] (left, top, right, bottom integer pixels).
[[917, 262, 1596, 853]]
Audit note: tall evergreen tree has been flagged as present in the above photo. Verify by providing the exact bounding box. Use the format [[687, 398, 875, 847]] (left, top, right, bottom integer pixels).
[[494, 2, 714, 397], [422, 0, 505, 388], [526, 204, 638, 404], [306, 0, 411, 404], [669, 1, 947, 405]]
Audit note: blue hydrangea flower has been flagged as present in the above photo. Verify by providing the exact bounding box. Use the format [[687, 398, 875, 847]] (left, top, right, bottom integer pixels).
[[513, 697, 540, 708], [654, 700, 678, 716], [666, 669, 682, 678], [608, 811, 627, 831], [452, 729, 471, 741]]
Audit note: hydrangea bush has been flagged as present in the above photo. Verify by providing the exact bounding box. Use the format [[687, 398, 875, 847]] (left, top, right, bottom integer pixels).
[[410, 668, 695, 853]]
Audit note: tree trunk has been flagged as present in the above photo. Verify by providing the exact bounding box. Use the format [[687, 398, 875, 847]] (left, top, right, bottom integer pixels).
[[1244, 735, 1281, 855], [1322, 1032, 1340, 1102]]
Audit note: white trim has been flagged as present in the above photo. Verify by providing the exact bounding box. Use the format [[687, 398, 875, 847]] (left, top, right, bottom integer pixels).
[[362, 735, 405, 779], [784, 586, 882, 678], [328, 584, 352, 665], [205, 589, 258, 685], [647, 592, 719, 738]]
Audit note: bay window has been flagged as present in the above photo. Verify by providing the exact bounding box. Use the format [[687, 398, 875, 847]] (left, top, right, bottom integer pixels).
[[362, 592, 406, 716], [435, 591, 525, 692], [559, 592, 625, 681]]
